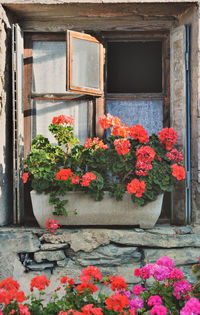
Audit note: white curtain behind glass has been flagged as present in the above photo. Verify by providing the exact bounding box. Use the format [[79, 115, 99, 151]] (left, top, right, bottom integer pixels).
[[33, 100, 88, 145], [32, 41, 66, 93]]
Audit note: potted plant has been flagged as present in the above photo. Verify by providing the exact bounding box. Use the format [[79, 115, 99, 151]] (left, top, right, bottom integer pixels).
[[23, 114, 185, 228]]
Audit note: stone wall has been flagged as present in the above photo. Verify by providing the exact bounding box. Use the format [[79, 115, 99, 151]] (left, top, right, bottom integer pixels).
[[0, 226, 199, 298], [0, 5, 12, 226]]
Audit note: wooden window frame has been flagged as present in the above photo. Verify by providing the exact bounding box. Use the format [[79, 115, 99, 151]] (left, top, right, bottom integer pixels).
[[66, 30, 104, 96]]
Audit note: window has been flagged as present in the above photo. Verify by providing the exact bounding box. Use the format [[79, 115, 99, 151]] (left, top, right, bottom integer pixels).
[[104, 33, 170, 138], [22, 30, 170, 224]]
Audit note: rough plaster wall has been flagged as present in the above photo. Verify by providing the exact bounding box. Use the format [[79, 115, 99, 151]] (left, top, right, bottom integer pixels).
[[0, 5, 12, 225], [178, 6, 199, 223]]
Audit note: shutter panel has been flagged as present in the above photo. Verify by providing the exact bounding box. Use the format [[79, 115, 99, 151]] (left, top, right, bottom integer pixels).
[[66, 30, 104, 96], [12, 24, 24, 224], [170, 25, 187, 224]]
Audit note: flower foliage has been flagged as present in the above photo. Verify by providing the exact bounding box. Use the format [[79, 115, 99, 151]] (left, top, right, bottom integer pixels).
[[1, 256, 200, 315], [24, 113, 185, 215]]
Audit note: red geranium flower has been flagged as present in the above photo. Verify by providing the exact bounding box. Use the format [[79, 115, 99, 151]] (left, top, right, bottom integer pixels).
[[171, 164, 186, 180], [56, 168, 73, 181], [84, 137, 108, 150], [166, 148, 183, 163], [112, 123, 130, 138], [46, 218, 61, 233], [136, 146, 156, 162], [114, 138, 131, 155], [110, 275, 127, 291], [68, 278, 75, 286], [129, 124, 149, 143], [135, 146, 156, 176], [127, 179, 146, 198], [52, 115, 74, 126], [30, 275, 50, 292], [158, 127, 177, 150], [80, 266, 102, 282], [18, 304, 30, 315], [76, 281, 98, 294], [81, 304, 103, 315], [71, 175, 80, 184], [106, 293, 129, 312], [22, 172, 29, 184], [99, 114, 121, 129], [0, 277, 20, 291], [60, 276, 68, 284], [81, 172, 97, 187], [15, 290, 26, 303]]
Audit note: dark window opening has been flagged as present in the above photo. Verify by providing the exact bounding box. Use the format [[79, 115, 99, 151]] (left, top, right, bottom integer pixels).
[[107, 41, 162, 93]]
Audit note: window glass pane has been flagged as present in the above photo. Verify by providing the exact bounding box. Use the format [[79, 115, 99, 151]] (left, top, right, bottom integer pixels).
[[107, 41, 162, 93], [32, 41, 66, 93], [106, 99, 163, 136], [72, 37, 100, 89], [32, 100, 88, 144]]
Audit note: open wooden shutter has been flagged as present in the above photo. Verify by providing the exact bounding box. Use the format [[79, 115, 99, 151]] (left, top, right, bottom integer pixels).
[[66, 30, 104, 96], [170, 25, 187, 225], [12, 24, 24, 224]]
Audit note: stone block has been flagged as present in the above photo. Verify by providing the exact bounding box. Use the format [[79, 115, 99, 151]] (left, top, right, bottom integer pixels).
[[39, 232, 71, 244], [192, 224, 200, 234], [101, 264, 142, 284], [0, 252, 25, 281], [175, 226, 192, 235], [144, 248, 200, 265], [0, 232, 40, 253], [57, 258, 70, 267], [40, 243, 69, 251], [146, 225, 191, 235], [146, 225, 176, 235], [27, 262, 54, 271], [76, 244, 141, 266], [70, 229, 110, 252], [34, 250, 66, 263], [109, 230, 200, 248]]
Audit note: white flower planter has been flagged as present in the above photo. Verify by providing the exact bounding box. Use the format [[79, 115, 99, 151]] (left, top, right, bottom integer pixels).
[[30, 191, 164, 229]]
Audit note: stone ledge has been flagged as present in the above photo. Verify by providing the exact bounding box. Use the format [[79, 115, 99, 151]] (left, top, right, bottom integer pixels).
[[0, 225, 199, 253], [0, 224, 199, 296]]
